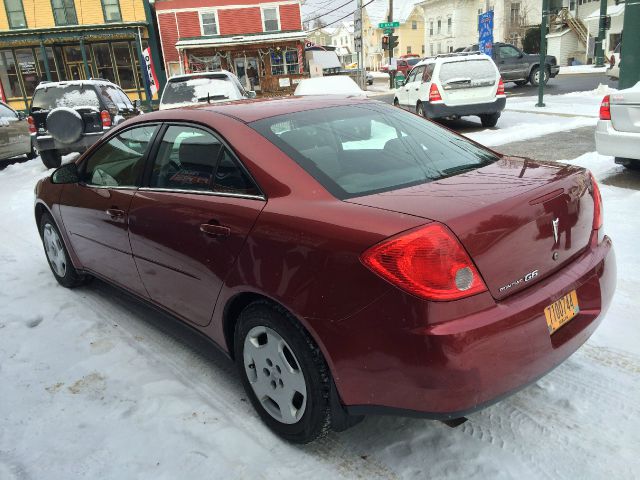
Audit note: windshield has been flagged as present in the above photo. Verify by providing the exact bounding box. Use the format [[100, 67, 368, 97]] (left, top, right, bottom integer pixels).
[[161, 75, 245, 107], [251, 104, 498, 199], [31, 84, 100, 111]]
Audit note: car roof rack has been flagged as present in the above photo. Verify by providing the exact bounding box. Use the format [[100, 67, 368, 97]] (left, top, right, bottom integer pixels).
[[434, 51, 483, 59]]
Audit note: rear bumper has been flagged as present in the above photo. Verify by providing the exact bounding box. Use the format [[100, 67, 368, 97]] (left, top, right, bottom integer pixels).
[[426, 96, 506, 119], [595, 120, 640, 160], [323, 233, 615, 418], [35, 131, 106, 154], [549, 65, 560, 78]]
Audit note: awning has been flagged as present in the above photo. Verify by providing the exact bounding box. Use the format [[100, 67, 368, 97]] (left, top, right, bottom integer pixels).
[[305, 50, 341, 69], [176, 31, 307, 49]]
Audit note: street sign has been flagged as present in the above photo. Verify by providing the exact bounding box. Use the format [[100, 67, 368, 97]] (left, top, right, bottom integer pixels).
[[378, 22, 400, 28], [383, 27, 394, 35]]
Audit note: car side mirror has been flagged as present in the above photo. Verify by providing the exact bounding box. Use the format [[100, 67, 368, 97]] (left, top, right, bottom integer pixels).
[[518, 52, 524, 58], [247, 90, 257, 99], [133, 99, 140, 110], [51, 162, 79, 184], [17, 111, 26, 120]]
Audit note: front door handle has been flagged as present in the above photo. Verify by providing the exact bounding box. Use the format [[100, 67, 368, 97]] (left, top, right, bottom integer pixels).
[[105, 208, 125, 219], [200, 223, 230, 237]]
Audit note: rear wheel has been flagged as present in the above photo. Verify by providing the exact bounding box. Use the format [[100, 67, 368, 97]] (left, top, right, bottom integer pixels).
[[39, 213, 91, 288], [41, 149, 61, 169], [529, 66, 549, 86], [615, 157, 640, 171], [235, 301, 332, 444], [26, 139, 39, 160], [480, 113, 500, 128], [416, 101, 425, 117], [393, 97, 400, 107]]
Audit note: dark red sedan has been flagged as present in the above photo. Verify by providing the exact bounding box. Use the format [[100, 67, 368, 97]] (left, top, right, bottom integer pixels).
[[34, 96, 616, 443]]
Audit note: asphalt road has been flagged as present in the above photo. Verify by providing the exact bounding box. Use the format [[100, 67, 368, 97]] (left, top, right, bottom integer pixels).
[[372, 72, 617, 105]]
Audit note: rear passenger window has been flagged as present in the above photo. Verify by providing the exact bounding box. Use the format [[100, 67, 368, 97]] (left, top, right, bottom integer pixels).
[[82, 125, 156, 187], [150, 124, 259, 196]]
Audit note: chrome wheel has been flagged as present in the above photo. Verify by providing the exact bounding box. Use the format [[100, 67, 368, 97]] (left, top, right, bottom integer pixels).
[[534, 68, 548, 85], [43, 224, 67, 277], [243, 326, 307, 424]]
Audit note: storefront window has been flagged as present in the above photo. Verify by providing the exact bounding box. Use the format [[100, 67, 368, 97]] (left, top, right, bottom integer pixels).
[[63, 45, 83, 63], [270, 51, 284, 75], [285, 50, 300, 74], [0, 50, 22, 98], [14, 49, 40, 96], [189, 54, 221, 72], [5, 0, 27, 29], [113, 42, 136, 90], [51, 0, 78, 26], [36, 47, 60, 82], [101, 0, 122, 22], [92, 43, 116, 83]]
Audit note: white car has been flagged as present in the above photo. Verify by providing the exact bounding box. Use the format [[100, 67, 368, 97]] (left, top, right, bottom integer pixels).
[[159, 70, 255, 110], [293, 76, 366, 97], [595, 82, 640, 170], [393, 52, 506, 127]]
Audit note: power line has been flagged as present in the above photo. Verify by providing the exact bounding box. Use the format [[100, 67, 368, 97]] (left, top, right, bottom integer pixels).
[[307, 0, 374, 33], [302, 0, 342, 19], [303, 0, 356, 24]]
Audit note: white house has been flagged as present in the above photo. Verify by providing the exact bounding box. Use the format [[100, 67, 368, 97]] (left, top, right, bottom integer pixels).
[[326, 21, 356, 66]]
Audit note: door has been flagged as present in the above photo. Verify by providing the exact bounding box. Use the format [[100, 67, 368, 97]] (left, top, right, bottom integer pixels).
[[496, 44, 527, 80], [407, 66, 425, 108], [128, 124, 265, 326], [68, 64, 87, 80], [398, 67, 419, 107], [59, 124, 158, 296], [234, 57, 260, 91]]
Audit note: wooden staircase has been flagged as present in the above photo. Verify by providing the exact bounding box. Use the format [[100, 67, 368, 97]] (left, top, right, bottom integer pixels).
[[551, 8, 588, 45]]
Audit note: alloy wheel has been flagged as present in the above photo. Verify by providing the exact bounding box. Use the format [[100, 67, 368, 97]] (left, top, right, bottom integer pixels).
[[43, 224, 67, 277], [243, 326, 307, 424]]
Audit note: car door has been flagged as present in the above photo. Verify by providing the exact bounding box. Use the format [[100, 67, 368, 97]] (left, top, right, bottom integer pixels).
[[128, 123, 266, 327], [496, 45, 526, 80], [398, 67, 419, 107], [417, 63, 435, 105], [58, 124, 159, 297], [0, 104, 11, 159], [407, 66, 425, 108], [0, 103, 26, 158]]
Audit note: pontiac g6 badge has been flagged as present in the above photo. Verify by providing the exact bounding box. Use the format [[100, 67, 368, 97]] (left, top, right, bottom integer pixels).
[[499, 269, 539, 293], [552, 218, 560, 244]]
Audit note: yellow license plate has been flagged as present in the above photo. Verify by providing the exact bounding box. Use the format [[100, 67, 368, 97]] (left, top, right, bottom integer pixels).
[[544, 290, 580, 334]]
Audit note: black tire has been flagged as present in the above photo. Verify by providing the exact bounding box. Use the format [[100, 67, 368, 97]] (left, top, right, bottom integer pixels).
[[416, 101, 425, 117], [39, 213, 91, 288], [480, 113, 500, 128], [616, 157, 640, 171], [514, 80, 528, 86], [26, 139, 39, 160], [235, 301, 332, 444], [529, 66, 549, 86], [393, 97, 400, 107], [41, 150, 62, 169]]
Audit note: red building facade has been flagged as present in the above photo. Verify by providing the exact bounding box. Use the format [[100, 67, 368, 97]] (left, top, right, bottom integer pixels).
[[155, 0, 306, 94]]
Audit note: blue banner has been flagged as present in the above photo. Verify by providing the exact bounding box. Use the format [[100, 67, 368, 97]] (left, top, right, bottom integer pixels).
[[478, 11, 494, 57]]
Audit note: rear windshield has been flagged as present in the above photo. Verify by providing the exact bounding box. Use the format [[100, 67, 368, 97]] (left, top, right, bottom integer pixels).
[[251, 104, 498, 199], [31, 84, 100, 111], [439, 59, 496, 87], [161, 75, 245, 107], [407, 58, 421, 66]]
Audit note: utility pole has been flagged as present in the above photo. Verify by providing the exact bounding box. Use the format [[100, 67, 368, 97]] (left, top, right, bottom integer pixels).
[[536, 0, 549, 108], [355, 0, 364, 88], [388, 0, 394, 89], [619, 0, 640, 89], [594, 0, 608, 67]]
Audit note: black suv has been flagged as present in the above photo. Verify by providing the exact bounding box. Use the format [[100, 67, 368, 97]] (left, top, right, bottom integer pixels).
[[463, 42, 560, 87], [29, 79, 141, 168]]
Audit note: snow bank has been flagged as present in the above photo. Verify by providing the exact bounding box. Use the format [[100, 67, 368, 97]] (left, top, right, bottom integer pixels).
[[559, 65, 608, 75]]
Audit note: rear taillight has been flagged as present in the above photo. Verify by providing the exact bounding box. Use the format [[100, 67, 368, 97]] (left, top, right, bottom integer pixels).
[[429, 83, 442, 102], [27, 115, 36, 134], [599, 95, 611, 120], [590, 172, 603, 230], [100, 110, 112, 128], [361, 223, 487, 301], [496, 78, 505, 96]]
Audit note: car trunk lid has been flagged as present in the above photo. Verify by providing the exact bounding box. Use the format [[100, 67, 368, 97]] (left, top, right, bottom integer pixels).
[[438, 58, 499, 106], [610, 84, 640, 134], [347, 157, 595, 300]]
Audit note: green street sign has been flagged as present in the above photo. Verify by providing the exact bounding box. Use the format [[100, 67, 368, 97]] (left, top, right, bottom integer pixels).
[[378, 21, 400, 28], [383, 27, 394, 34]]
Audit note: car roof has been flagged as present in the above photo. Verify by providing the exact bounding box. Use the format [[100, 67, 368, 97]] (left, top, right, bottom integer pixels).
[[415, 52, 490, 67], [34, 79, 117, 91], [167, 70, 237, 82], [131, 95, 376, 124]]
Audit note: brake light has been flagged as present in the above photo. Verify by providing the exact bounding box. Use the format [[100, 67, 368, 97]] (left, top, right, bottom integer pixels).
[[599, 95, 611, 120], [100, 110, 112, 128], [496, 78, 505, 96], [27, 115, 36, 134], [429, 83, 442, 102], [590, 172, 603, 230], [361, 223, 487, 301]]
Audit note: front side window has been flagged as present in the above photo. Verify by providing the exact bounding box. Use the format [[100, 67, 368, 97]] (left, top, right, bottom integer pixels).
[[82, 125, 157, 187], [51, 0, 78, 26], [5, 0, 27, 28], [201, 11, 218, 35], [251, 105, 497, 199], [262, 7, 279, 32], [499, 45, 521, 58], [101, 0, 122, 22]]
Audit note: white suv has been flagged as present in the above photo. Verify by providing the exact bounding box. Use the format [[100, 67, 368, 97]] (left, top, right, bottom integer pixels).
[[394, 53, 506, 127]]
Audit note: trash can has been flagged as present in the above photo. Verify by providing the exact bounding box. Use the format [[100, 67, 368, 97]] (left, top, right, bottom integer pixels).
[[394, 73, 406, 88]]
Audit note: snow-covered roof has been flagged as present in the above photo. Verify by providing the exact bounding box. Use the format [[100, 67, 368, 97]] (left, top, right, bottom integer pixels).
[[365, 0, 421, 26]]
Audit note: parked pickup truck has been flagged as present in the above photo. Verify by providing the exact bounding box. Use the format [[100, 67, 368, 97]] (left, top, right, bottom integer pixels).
[[463, 42, 559, 86]]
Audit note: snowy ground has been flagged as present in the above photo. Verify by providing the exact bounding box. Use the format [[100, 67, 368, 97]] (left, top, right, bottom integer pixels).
[[558, 65, 608, 75], [1, 122, 639, 479]]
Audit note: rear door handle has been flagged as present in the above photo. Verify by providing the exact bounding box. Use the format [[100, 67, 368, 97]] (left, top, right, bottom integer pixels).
[[200, 223, 230, 237], [105, 208, 125, 218]]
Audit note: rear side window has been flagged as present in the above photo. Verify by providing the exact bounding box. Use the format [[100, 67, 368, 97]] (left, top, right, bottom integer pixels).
[[100, 85, 134, 110], [0, 103, 17, 119], [251, 105, 497, 199], [82, 125, 156, 187], [438, 59, 497, 87], [161, 75, 244, 107], [31, 85, 100, 111]]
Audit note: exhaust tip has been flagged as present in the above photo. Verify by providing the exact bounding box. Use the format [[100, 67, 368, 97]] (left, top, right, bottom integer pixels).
[[441, 417, 468, 428]]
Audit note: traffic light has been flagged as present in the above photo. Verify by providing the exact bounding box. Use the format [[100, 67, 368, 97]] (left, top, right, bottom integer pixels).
[[389, 35, 399, 52], [382, 35, 389, 50]]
